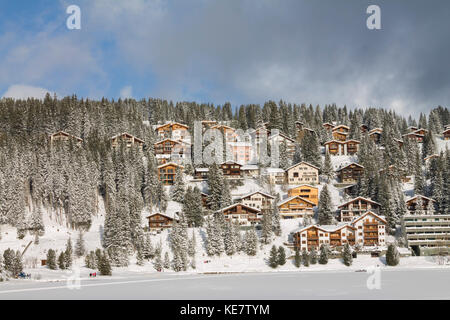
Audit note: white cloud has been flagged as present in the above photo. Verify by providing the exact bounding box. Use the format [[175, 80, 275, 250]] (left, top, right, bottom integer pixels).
[[2, 84, 52, 100], [120, 85, 133, 98]]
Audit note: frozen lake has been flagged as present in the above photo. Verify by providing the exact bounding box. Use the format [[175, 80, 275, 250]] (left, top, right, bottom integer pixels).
[[0, 268, 449, 299]]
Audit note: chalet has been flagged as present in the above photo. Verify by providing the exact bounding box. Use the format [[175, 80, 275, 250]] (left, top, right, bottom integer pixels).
[[332, 124, 350, 133], [394, 138, 404, 149], [402, 132, 424, 143], [277, 196, 315, 219], [405, 195, 436, 214], [154, 139, 190, 163], [146, 212, 179, 231], [287, 184, 319, 205], [238, 191, 274, 212], [324, 140, 360, 155], [336, 163, 364, 184], [368, 128, 382, 144], [322, 122, 335, 131], [194, 167, 209, 180], [210, 124, 238, 142], [443, 128, 450, 140], [292, 211, 387, 251], [215, 203, 262, 226], [286, 161, 319, 185], [342, 183, 358, 197], [157, 162, 184, 185], [240, 164, 260, 178], [155, 122, 190, 142], [261, 167, 285, 184], [220, 161, 242, 177], [111, 133, 144, 149], [332, 130, 348, 142], [49, 131, 83, 146], [402, 213, 450, 255], [338, 197, 380, 222], [407, 126, 419, 132], [414, 128, 428, 136]]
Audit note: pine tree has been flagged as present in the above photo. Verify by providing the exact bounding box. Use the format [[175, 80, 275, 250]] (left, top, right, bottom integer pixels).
[[245, 228, 258, 256], [414, 148, 425, 195], [343, 243, 353, 266], [319, 245, 328, 264], [318, 185, 333, 225], [153, 250, 162, 271], [302, 250, 310, 267], [136, 248, 145, 266], [99, 251, 112, 275], [268, 245, 278, 268], [277, 246, 286, 266], [260, 210, 272, 244], [386, 243, 400, 266], [271, 197, 281, 236], [171, 166, 185, 202], [64, 237, 73, 268], [310, 247, 318, 264], [294, 249, 302, 268], [47, 249, 57, 270], [75, 231, 86, 257], [224, 221, 236, 256], [58, 252, 66, 270], [322, 151, 334, 182]]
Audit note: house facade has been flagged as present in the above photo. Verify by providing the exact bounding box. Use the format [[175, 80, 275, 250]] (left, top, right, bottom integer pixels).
[[286, 162, 319, 185], [155, 122, 190, 142], [239, 191, 274, 212], [220, 161, 242, 177], [287, 184, 319, 205], [324, 140, 360, 155], [405, 195, 436, 214], [338, 197, 380, 222], [215, 203, 262, 226], [277, 196, 315, 219], [111, 133, 144, 149], [157, 162, 183, 185], [49, 131, 83, 146], [292, 211, 387, 251], [261, 167, 286, 184], [336, 163, 364, 184], [147, 212, 178, 231]]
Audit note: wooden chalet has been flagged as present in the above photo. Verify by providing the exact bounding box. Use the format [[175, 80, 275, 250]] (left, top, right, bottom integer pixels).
[[49, 131, 83, 146], [296, 127, 315, 143], [277, 196, 315, 219], [287, 184, 319, 205], [336, 162, 364, 184], [405, 195, 436, 214], [407, 126, 419, 132], [324, 140, 360, 155], [154, 138, 190, 163], [240, 165, 260, 178], [215, 203, 262, 226], [402, 131, 424, 143], [210, 124, 238, 142], [443, 128, 450, 140], [155, 122, 190, 142], [147, 212, 179, 231], [285, 161, 319, 185], [368, 128, 382, 144], [338, 197, 380, 222], [220, 161, 242, 177], [239, 191, 275, 212], [111, 132, 144, 149], [157, 162, 184, 185], [332, 130, 348, 142], [194, 167, 209, 180]]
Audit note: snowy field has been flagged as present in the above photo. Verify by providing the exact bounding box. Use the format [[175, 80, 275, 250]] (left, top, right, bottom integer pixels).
[[0, 268, 449, 299]]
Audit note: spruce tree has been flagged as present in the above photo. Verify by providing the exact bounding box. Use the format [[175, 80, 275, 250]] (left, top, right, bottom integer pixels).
[[268, 245, 278, 268], [99, 251, 112, 275], [47, 249, 57, 270], [294, 249, 302, 268], [319, 245, 329, 264], [75, 231, 86, 257], [171, 166, 185, 202], [58, 252, 66, 270], [164, 252, 170, 269], [302, 250, 310, 267], [318, 185, 333, 225], [343, 243, 353, 266], [277, 246, 286, 266], [386, 243, 400, 266], [310, 247, 318, 264]]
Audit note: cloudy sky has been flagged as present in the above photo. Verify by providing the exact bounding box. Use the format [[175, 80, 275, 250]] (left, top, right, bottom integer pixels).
[[0, 0, 449, 117]]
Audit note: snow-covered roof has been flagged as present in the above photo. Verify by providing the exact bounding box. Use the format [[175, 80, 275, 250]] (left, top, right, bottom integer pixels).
[[405, 195, 436, 203], [146, 212, 179, 221], [195, 168, 209, 172], [277, 196, 316, 207], [351, 211, 387, 225], [239, 190, 275, 200], [157, 162, 184, 169], [261, 167, 285, 174], [332, 124, 350, 131], [287, 184, 318, 191], [111, 132, 145, 143], [240, 165, 259, 171], [338, 197, 380, 208], [285, 161, 320, 172], [214, 203, 261, 214], [336, 162, 364, 171]]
